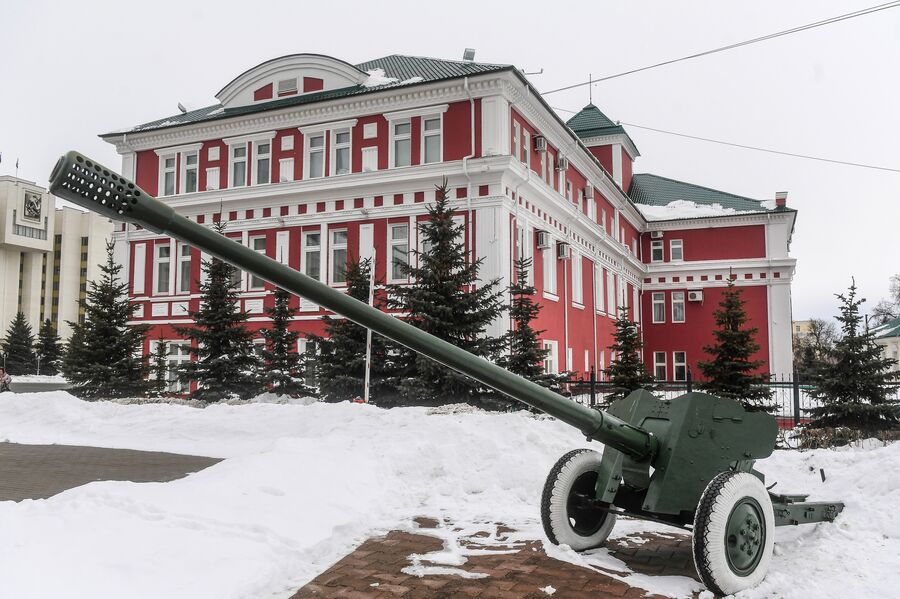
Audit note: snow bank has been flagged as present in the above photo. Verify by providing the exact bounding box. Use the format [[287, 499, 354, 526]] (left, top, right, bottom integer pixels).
[[637, 199, 767, 221], [0, 391, 896, 599]]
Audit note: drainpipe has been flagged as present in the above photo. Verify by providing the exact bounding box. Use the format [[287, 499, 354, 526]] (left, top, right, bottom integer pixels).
[[462, 77, 476, 264]]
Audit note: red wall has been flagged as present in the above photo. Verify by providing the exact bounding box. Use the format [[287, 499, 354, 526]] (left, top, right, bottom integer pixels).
[[640, 225, 767, 263], [621, 147, 633, 191], [589, 145, 613, 174]]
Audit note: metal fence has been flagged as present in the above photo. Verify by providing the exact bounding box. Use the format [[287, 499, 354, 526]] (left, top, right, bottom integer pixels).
[[565, 371, 900, 430]]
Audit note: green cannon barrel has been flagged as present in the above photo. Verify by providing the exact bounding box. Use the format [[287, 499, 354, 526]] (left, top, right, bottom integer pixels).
[[49, 151, 658, 461]]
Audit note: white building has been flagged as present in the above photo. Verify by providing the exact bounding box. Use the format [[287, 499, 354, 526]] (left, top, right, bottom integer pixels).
[[0, 176, 113, 341], [873, 316, 900, 372]]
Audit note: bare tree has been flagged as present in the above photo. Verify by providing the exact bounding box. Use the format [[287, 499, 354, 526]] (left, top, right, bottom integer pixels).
[[871, 274, 900, 326]]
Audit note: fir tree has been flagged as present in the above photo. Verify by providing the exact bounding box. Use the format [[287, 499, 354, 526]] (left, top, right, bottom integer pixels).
[[807, 280, 900, 432], [499, 257, 566, 393], [175, 221, 262, 402], [1, 312, 36, 375], [35, 319, 62, 376], [151, 336, 169, 398], [606, 305, 655, 400], [388, 179, 507, 408], [259, 288, 314, 397], [61, 241, 150, 399], [697, 280, 772, 411], [311, 259, 397, 404]]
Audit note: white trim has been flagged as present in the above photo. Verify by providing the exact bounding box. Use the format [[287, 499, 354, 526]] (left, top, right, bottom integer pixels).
[[420, 113, 444, 164], [329, 228, 348, 286], [205, 167, 220, 191], [330, 127, 353, 176], [653, 351, 667, 381], [383, 103, 449, 121], [251, 139, 272, 185], [669, 238, 684, 262], [389, 119, 412, 168], [298, 118, 358, 136], [278, 158, 294, 183], [651, 291, 666, 323], [153, 143, 203, 158], [542, 339, 558, 375], [672, 351, 687, 381], [388, 222, 410, 283], [180, 151, 199, 194], [158, 153, 177, 197], [303, 132, 326, 179], [132, 243, 146, 295], [222, 130, 276, 146], [671, 291, 686, 323]]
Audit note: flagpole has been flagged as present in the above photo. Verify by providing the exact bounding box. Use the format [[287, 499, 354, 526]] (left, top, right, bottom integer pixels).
[[362, 249, 376, 404]]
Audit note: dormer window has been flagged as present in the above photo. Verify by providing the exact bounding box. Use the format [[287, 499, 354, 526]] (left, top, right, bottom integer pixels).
[[277, 78, 298, 96]]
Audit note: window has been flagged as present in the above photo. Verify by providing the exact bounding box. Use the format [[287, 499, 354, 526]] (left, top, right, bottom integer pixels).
[[521, 131, 530, 164], [332, 130, 351, 175], [672, 291, 686, 323], [543, 340, 558, 375], [587, 195, 596, 222], [422, 116, 441, 163], [542, 242, 557, 295], [161, 156, 176, 196], [277, 77, 298, 95], [154, 341, 191, 393], [249, 236, 266, 289], [178, 244, 192, 294], [330, 230, 348, 285], [651, 240, 664, 262], [155, 244, 170, 294], [601, 209, 607, 232], [306, 134, 325, 178], [541, 152, 547, 181], [298, 338, 319, 388], [279, 158, 294, 182], [183, 153, 198, 193], [512, 122, 520, 160], [673, 351, 687, 381], [231, 145, 247, 187], [254, 142, 271, 184], [361, 147, 378, 172], [594, 265, 604, 313], [652, 292, 666, 323], [670, 239, 684, 261], [571, 252, 583, 305], [389, 224, 409, 282], [205, 167, 220, 191], [606, 270, 615, 316], [565, 180, 572, 202], [303, 232, 321, 280], [654, 352, 667, 381], [392, 121, 411, 167]]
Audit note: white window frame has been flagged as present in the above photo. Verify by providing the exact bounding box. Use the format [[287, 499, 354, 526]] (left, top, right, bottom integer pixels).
[[543, 340, 558, 375], [248, 235, 267, 290], [151, 340, 191, 393], [566, 180, 573, 203], [177, 243, 192, 295], [673, 351, 687, 382], [181, 152, 199, 194], [654, 351, 667, 381], [160, 154, 176, 197], [542, 242, 557, 296], [512, 122, 520, 160], [670, 239, 684, 262], [330, 128, 352, 176], [652, 292, 666, 323], [672, 291, 686, 323], [522, 130, 530, 165], [651, 240, 664, 262], [278, 158, 294, 183], [153, 242, 172, 295], [229, 144, 248, 188], [421, 114, 443, 164], [205, 167, 220, 191], [594, 264, 604, 314], [390, 120, 412, 168], [361, 147, 378, 172], [252, 140, 272, 185], [587, 195, 596, 222], [304, 133, 325, 179], [329, 229, 348, 286], [571, 251, 583, 305], [606, 270, 615, 316], [301, 231, 322, 281], [388, 223, 410, 283]]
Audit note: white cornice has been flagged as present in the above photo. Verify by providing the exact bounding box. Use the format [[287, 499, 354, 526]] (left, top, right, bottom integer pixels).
[[641, 211, 795, 231], [580, 133, 640, 160], [383, 103, 449, 121], [222, 131, 277, 146], [153, 142, 202, 157], [298, 118, 358, 135]]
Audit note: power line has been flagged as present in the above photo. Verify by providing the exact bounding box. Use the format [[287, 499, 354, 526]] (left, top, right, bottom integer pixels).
[[542, 1, 900, 95], [618, 122, 900, 173]]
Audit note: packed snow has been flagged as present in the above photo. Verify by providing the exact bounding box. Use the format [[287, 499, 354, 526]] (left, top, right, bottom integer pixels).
[[362, 68, 398, 87], [636, 199, 768, 221], [0, 391, 896, 599]]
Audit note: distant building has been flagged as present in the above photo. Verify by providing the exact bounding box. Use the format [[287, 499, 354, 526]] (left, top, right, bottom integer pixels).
[[0, 176, 113, 341], [793, 320, 814, 342], [873, 316, 900, 372]]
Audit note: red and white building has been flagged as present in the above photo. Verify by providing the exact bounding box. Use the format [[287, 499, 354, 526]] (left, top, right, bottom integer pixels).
[[100, 53, 797, 390]]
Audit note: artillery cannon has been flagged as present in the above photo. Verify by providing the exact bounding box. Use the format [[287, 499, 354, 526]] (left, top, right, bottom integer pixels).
[[49, 151, 843, 595]]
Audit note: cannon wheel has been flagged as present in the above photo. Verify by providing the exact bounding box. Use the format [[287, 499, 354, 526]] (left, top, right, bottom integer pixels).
[[541, 449, 616, 551], [693, 471, 775, 595]]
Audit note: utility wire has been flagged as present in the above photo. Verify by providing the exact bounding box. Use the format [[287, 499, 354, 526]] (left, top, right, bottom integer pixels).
[[619, 122, 900, 173], [542, 1, 900, 95]]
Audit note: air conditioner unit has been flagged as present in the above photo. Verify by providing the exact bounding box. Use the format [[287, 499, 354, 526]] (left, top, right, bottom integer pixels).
[[688, 290, 704, 302], [585, 183, 594, 199], [650, 231, 664, 239], [534, 135, 547, 152], [556, 156, 569, 171], [536, 230, 551, 249], [556, 241, 570, 260]]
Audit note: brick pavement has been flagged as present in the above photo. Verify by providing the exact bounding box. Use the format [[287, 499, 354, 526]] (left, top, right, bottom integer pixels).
[[291, 518, 700, 599], [0, 442, 221, 501]]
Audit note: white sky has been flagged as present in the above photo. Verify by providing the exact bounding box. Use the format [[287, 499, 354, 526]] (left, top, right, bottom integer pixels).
[[2, 0, 898, 322]]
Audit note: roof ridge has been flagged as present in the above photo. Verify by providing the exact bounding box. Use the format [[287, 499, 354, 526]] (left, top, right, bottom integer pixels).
[[632, 173, 766, 206], [357, 53, 510, 69]]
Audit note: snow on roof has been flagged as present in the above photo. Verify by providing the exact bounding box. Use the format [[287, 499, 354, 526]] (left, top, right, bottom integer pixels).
[[362, 68, 398, 88], [636, 199, 762, 221]]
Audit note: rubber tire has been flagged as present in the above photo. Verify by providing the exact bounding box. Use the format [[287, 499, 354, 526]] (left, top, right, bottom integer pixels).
[[692, 471, 775, 596], [541, 449, 616, 551]]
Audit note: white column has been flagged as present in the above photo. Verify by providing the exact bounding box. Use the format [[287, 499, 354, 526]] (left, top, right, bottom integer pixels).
[[474, 204, 510, 338], [768, 282, 794, 379]]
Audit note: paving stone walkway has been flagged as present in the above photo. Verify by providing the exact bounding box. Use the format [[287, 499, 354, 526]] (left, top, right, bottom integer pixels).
[[292, 518, 700, 599], [0, 442, 221, 501]]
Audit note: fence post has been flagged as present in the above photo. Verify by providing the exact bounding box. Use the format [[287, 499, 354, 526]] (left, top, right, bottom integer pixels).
[[589, 367, 596, 408], [686, 367, 693, 393], [792, 372, 801, 427]]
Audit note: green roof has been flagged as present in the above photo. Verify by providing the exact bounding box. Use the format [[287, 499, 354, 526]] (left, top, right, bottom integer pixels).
[[103, 55, 511, 137], [873, 315, 900, 340], [628, 173, 780, 213], [565, 104, 626, 138]]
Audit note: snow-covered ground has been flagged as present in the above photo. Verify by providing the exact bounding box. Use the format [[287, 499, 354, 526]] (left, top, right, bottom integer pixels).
[[0, 391, 896, 599]]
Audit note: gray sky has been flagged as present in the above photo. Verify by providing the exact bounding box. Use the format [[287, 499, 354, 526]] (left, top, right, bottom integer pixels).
[[3, 0, 898, 322]]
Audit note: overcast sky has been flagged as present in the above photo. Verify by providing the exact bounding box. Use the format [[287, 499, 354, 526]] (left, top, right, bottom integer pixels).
[[3, 0, 898, 322]]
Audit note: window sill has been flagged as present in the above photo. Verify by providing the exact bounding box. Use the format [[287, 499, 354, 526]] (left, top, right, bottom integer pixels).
[[542, 292, 559, 302], [572, 301, 584, 310]]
